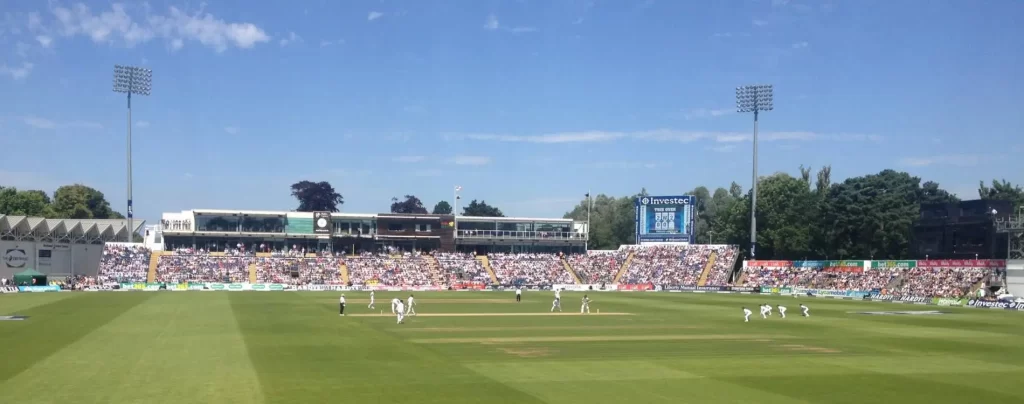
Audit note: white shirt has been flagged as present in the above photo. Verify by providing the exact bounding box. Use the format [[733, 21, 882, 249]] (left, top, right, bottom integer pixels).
[[516, 288, 522, 295], [555, 290, 561, 299], [370, 292, 375, 299], [407, 297, 415, 306], [396, 302, 405, 312], [778, 306, 786, 311], [392, 298, 400, 306], [743, 309, 752, 315], [339, 296, 346, 304]]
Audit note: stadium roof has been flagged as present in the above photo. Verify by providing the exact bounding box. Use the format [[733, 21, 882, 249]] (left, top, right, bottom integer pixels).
[[0, 215, 144, 243]]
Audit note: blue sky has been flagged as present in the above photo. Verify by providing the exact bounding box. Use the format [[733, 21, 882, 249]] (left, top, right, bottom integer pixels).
[[0, 0, 1022, 224]]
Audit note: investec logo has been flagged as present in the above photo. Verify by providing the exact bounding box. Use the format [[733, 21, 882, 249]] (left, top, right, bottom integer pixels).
[[640, 197, 690, 205]]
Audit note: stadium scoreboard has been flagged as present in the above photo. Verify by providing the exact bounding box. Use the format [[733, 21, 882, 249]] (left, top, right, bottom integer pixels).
[[635, 195, 695, 244]]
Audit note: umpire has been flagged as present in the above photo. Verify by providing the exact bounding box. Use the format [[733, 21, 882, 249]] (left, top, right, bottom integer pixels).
[[339, 294, 346, 316]]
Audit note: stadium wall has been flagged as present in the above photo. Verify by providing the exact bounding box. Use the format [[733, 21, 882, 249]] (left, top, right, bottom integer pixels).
[[1007, 260, 1024, 297], [1, 241, 104, 279]]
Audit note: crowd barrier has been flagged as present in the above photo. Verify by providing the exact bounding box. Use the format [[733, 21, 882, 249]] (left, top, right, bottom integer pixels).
[[5, 283, 1022, 311]]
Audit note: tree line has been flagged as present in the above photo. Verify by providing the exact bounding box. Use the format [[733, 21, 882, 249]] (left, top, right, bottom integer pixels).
[[563, 167, 1023, 259], [289, 181, 505, 217], [7, 171, 1018, 255], [0, 184, 124, 220]]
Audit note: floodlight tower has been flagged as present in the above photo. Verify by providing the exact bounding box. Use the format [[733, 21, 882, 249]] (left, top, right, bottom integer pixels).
[[113, 65, 152, 242], [736, 84, 773, 258]]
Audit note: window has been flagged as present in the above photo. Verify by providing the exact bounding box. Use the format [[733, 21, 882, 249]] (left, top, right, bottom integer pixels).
[[388, 223, 404, 231]]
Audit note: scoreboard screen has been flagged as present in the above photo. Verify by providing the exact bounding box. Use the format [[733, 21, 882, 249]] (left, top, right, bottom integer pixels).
[[635, 195, 695, 243]]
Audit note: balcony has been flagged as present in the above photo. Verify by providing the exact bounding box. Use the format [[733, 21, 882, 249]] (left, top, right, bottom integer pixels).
[[456, 229, 586, 240]]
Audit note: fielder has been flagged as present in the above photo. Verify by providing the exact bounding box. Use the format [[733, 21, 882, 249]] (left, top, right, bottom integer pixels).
[[339, 294, 346, 316], [580, 295, 591, 314], [800, 304, 810, 317], [515, 286, 522, 302], [777, 305, 787, 319], [759, 304, 769, 319], [368, 291, 375, 309], [743, 306, 752, 322], [764, 303, 773, 317], [391, 297, 401, 314], [551, 289, 562, 312], [406, 294, 417, 316], [395, 300, 406, 324]]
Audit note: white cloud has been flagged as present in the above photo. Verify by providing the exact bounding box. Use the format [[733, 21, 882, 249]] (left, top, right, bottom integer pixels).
[[791, 41, 809, 49], [50, 3, 270, 52], [683, 107, 732, 120], [483, 14, 535, 33], [320, 38, 344, 47], [484, 14, 500, 30], [393, 155, 426, 163], [224, 126, 240, 134], [707, 145, 736, 153], [15, 42, 32, 57], [135, 120, 150, 128], [413, 169, 443, 177], [712, 32, 750, 38], [454, 130, 883, 144], [368, 11, 384, 21], [753, 19, 768, 27], [22, 116, 102, 130], [450, 155, 492, 166], [279, 31, 301, 46], [899, 154, 981, 167], [573, 17, 584, 25], [35, 35, 53, 48], [772, 0, 791, 7], [589, 161, 671, 169]]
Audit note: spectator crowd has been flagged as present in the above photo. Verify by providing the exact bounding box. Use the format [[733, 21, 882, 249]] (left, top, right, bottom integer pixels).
[[97, 244, 152, 283], [51, 243, 1006, 299], [489, 253, 574, 285]]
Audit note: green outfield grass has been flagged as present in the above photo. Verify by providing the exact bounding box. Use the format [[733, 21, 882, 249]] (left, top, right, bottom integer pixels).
[[2, 291, 1023, 404]]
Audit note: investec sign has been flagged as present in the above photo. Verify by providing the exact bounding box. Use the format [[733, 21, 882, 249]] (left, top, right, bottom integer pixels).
[[635, 195, 695, 243]]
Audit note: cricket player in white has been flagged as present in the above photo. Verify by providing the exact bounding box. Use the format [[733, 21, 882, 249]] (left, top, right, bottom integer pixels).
[[777, 305, 787, 318], [743, 307, 752, 322], [800, 304, 810, 317], [580, 295, 591, 314], [759, 304, 768, 319], [368, 291, 375, 309], [395, 300, 405, 324], [391, 297, 400, 314], [551, 289, 562, 312], [515, 287, 522, 303], [406, 294, 416, 316], [339, 294, 346, 316], [764, 303, 773, 317]]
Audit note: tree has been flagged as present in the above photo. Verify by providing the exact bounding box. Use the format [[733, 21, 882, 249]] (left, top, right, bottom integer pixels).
[[432, 200, 453, 215], [979, 179, 1024, 210], [462, 199, 504, 217], [290, 181, 344, 212], [0, 187, 53, 217], [52, 184, 120, 219], [919, 181, 960, 205], [390, 195, 428, 214]]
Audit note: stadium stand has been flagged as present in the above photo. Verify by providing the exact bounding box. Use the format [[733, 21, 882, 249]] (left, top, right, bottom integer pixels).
[[97, 244, 152, 283], [345, 253, 433, 287], [155, 250, 251, 283], [618, 245, 717, 286], [566, 251, 628, 284], [703, 245, 740, 286], [891, 266, 992, 298], [434, 252, 490, 285], [489, 253, 575, 285]]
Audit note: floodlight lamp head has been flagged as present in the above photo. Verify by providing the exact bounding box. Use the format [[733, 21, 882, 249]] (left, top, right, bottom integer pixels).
[[112, 65, 153, 96]]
